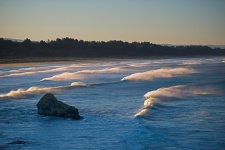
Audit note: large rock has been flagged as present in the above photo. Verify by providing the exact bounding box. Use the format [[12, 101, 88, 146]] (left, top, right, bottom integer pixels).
[[37, 93, 83, 120]]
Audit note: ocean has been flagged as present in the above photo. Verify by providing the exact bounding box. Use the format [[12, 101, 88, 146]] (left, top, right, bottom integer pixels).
[[0, 57, 224, 149]]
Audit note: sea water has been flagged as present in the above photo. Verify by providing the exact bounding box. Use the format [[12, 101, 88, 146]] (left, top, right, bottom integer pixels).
[[0, 57, 224, 149]]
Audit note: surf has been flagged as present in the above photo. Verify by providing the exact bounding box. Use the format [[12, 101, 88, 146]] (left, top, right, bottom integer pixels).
[[121, 67, 198, 81]]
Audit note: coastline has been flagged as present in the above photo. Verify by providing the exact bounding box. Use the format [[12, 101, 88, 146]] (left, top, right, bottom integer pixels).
[[0, 56, 224, 66], [0, 56, 168, 66], [0, 57, 126, 66]]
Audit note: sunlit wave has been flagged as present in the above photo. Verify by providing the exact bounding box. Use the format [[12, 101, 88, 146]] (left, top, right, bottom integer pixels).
[[135, 84, 222, 117], [122, 67, 197, 81]]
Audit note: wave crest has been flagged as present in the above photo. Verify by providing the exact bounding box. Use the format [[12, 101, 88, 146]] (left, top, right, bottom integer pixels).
[[0, 86, 63, 99], [122, 67, 197, 81], [41, 67, 125, 81], [41, 72, 85, 81], [0, 81, 99, 99], [0, 88, 27, 98], [136, 84, 220, 117], [0, 82, 86, 99], [71, 82, 87, 86]]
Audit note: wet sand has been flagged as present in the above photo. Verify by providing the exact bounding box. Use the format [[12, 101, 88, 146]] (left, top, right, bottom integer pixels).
[[0, 56, 219, 66], [0, 57, 136, 66]]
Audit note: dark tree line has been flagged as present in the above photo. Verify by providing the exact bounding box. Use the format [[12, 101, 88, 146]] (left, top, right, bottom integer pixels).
[[0, 37, 224, 58]]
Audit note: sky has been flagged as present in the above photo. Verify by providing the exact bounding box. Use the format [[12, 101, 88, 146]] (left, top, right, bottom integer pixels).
[[0, 0, 225, 45]]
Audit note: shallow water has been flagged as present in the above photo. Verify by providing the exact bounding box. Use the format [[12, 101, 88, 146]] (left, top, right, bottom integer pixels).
[[0, 57, 225, 149]]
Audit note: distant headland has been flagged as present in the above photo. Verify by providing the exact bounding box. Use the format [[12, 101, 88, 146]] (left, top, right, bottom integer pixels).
[[1, 38, 225, 59]]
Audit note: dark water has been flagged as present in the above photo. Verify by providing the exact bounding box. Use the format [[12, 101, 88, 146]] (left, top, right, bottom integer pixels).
[[0, 57, 224, 149]]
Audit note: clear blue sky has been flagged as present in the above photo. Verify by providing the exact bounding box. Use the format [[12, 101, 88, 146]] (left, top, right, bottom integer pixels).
[[0, 0, 225, 45]]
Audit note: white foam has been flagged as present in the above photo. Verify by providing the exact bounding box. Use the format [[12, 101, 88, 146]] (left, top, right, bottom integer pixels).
[[181, 61, 202, 65], [127, 62, 151, 67], [0, 81, 90, 99], [26, 86, 63, 94], [144, 85, 186, 99], [41, 67, 125, 81], [9, 67, 37, 73], [2, 65, 85, 78], [1, 66, 65, 77], [71, 82, 87, 86], [41, 72, 85, 81], [38, 64, 86, 73], [0, 88, 27, 98], [122, 67, 197, 81], [181, 58, 218, 65], [136, 84, 219, 117], [39, 66, 70, 73], [8, 70, 20, 73], [1, 64, 125, 79], [8, 66, 55, 73], [1, 71, 36, 77], [0, 86, 63, 99]]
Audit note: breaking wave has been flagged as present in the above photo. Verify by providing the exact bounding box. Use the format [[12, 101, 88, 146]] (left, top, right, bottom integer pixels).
[[181, 60, 203, 65], [0, 87, 61, 99], [181, 59, 215, 65], [41, 67, 125, 81], [70, 82, 88, 86], [135, 84, 222, 117], [0, 81, 121, 99], [41, 72, 85, 81], [127, 62, 151, 67], [0, 82, 89, 99], [121, 67, 197, 81], [8, 66, 51, 73], [1, 71, 37, 77], [0, 64, 86, 78]]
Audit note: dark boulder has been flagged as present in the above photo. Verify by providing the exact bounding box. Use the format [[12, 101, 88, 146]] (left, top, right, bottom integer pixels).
[[37, 93, 83, 120]]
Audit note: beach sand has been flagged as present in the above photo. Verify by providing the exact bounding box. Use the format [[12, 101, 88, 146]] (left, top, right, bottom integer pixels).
[[0, 57, 135, 66]]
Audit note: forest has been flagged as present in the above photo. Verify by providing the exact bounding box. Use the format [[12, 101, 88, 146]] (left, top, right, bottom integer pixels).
[[0, 38, 225, 58]]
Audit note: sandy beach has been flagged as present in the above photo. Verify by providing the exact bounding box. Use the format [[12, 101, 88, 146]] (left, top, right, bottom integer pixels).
[[0, 57, 129, 66]]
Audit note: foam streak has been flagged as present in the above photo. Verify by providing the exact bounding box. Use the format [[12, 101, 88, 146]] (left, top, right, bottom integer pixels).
[[122, 67, 197, 81], [0, 82, 88, 99], [41, 67, 125, 81], [41, 72, 85, 81]]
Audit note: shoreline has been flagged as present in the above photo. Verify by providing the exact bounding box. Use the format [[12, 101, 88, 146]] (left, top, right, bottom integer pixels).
[[0, 56, 224, 66], [0, 57, 139, 66]]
